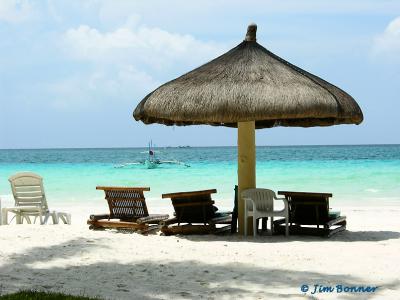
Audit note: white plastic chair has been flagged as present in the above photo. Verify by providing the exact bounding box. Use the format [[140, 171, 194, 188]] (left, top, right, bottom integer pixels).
[[1, 172, 71, 225], [241, 188, 289, 237]]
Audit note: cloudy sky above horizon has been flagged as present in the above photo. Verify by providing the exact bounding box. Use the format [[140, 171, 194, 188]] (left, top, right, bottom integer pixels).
[[1, 0, 399, 149]]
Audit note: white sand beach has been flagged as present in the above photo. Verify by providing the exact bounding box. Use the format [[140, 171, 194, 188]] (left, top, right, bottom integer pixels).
[[2, 1, 400, 299], [0, 206, 399, 300]]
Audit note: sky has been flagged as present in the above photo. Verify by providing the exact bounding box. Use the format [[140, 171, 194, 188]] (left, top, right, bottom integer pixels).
[[0, 0, 399, 149]]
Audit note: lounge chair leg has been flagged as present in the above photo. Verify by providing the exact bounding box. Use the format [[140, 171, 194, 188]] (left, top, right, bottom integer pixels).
[[244, 210, 247, 237], [43, 213, 52, 225], [64, 213, 71, 225], [1, 209, 8, 225], [51, 212, 58, 224], [270, 217, 274, 235], [285, 216, 289, 237], [39, 213, 45, 225], [16, 214, 22, 224], [57, 212, 71, 224], [253, 216, 257, 237], [261, 218, 268, 231]]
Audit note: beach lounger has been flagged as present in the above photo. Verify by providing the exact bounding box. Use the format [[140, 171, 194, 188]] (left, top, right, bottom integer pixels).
[[1, 172, 71, 225], [87, 186, 169, 234], [274, 191, 346, 237], [161, 189, 232, 235]]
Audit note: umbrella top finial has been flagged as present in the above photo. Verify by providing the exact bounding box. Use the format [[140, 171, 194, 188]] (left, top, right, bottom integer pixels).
[[245, 23, 257, 42]]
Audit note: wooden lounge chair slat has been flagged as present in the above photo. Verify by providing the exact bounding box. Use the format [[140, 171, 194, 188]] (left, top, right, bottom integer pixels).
[[172, 201, 215, 208], [162, 189, 217, 199], [87, 219, 147, 229], [105, 197, 146, 201], [278, 191, 333, 197], [96, 186, 150, 191]]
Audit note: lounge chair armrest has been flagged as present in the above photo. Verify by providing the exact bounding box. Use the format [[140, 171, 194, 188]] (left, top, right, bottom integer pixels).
[[209, 214, 232, 225], [275, 197, 289, 211], [326, 216, 346, 227], [136, 214, 169, 224], [89, 214, 110, 221], [217, 210, 232, 215], [160, 217, 178, 226]]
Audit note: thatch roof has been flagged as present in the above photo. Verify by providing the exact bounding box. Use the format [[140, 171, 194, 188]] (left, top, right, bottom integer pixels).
[[134, 24, 363, 129]]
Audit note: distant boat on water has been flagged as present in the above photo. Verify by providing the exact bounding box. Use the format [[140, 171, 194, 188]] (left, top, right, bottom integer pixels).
[[144, 140, 160, 168], [115, 141, 190, 169]]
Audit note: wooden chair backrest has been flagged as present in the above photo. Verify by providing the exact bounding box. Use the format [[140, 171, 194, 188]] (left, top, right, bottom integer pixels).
[[162, 189, 217, 223], [96, 186, 150, 220], [278, 191, 332, 225], [9, 172, 48, 211]]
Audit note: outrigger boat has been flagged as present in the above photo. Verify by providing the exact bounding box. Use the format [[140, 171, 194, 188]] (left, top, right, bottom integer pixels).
[[115, 141, 190, 169], [144, 140, 160, 169]]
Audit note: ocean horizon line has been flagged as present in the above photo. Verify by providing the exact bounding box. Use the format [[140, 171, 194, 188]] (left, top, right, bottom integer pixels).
[[0, 143, 399, 151]]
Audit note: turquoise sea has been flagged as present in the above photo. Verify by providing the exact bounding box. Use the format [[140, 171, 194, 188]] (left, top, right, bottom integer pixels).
[[0, 145, 399, 208]]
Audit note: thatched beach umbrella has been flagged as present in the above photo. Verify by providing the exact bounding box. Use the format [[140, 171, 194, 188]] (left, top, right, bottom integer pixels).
[[133, 24, 363, 234]]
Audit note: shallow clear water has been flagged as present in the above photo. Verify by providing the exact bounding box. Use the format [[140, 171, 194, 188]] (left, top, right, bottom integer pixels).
[[0, 145, 399, 208]]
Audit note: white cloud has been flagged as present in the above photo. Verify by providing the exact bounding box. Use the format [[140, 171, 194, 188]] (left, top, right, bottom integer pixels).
[[373, 17, 400, 56], [62, 24, 226, 70], [55, 23, 226, 110], [45, 65, 158, 110], [0, 0, 34, 23]]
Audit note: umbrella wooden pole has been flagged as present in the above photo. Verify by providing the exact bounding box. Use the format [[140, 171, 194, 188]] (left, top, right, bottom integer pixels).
[[237, 121, 256, 235]]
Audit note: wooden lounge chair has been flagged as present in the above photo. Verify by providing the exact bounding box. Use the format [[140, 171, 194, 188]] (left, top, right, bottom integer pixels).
[[87, 186, 169, 234], [273, 191, 346, 237], [161, 189, 232, 235]]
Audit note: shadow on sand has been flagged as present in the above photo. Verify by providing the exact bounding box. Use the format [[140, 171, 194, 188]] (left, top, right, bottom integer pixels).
[[0, 237, 398, 300], [177, 229, 400, 243]]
